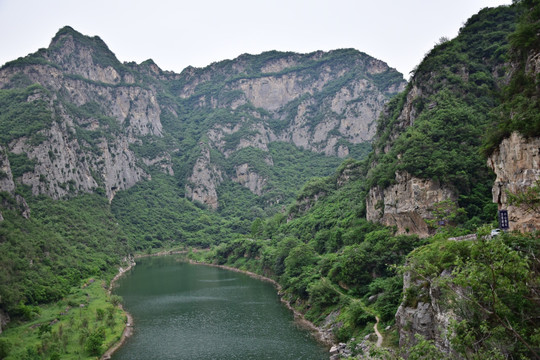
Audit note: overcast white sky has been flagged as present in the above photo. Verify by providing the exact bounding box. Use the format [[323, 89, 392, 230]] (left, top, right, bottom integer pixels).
[[0, 0, 512, 78]]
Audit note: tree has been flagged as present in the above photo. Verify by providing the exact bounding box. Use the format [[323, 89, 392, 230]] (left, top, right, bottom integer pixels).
[[507, 179, 540, 214], [85, 327, 105, 356], [425, 199, 466, 231], [449, 229, 540, 359]]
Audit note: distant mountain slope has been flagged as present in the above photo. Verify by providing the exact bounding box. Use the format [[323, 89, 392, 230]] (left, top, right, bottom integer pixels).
[[0, 27, 405, 212], [364, 5, 518, 236]]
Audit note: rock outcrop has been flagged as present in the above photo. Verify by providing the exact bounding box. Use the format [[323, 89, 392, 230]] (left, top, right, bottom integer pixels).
[[395, 270, 457, 357], [232, 163, 267, 195], [488, 132, 540, 232], [185, 145, 223, 210], [179, 49, 404, 208], [0, 27, 162, 202], [366, 171, 456, 237], [0, 145, 15, 194]]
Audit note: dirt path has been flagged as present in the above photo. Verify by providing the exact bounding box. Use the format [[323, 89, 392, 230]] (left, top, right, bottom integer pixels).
[[326, 278, 384, 347], [374, 315, 383, 347]]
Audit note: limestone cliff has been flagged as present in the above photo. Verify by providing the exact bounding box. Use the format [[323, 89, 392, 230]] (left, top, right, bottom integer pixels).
[[0, 27, 161, 202], [1, 27, 405, 210], [178, 50, 405, 207], [365, 6, 517, 235], [185, 144, 223, 210], [232, 163, 267, 195], [395, 270, 458, 357], [366, 172, 456, 237], [488, 132, 540, 232], [0, 145, 15, 194]]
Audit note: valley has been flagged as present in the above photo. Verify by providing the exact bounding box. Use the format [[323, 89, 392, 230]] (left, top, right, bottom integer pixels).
[[0, 1, 539, 359]]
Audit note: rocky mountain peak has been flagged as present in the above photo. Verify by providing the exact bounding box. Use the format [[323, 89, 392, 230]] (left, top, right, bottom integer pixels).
[[44, 26, 125, 84], [0, 26, 406, 210]]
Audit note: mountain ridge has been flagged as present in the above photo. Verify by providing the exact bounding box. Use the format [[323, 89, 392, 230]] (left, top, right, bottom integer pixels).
[[0, 26, 406, 210]]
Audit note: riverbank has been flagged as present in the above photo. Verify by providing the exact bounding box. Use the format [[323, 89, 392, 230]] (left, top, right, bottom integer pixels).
[[100, 258, 136, 360]]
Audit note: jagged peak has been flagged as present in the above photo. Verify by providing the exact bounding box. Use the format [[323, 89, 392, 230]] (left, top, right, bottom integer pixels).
[[139, 58, 163, 74], [52, 25, 84, 41], [48, 26, 122, 70], [50, 26, 110, 53]]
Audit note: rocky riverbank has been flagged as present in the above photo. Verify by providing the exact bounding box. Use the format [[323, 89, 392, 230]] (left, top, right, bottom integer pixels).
[[187, 260, 337, 349], [100, 256, 136, 360]]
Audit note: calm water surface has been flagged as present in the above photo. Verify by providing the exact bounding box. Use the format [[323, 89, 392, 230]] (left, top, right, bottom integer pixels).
[[112, 256, 329, 360]]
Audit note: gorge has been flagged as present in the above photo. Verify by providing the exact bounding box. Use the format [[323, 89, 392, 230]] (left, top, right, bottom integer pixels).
[[0, 1, 539, 359]]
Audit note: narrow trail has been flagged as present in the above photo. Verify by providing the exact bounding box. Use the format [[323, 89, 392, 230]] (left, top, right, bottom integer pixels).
[[324, 278, 384, 347], [374, 316, 383, 347]]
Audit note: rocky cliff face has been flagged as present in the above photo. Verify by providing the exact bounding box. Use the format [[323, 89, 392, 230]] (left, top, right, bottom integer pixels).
[[0, 27, 167, 202], [185, 144, 223, 210], [395, 270, 458, 357], [0, 27, 406, 210], [0, 145, 15, 194], [488, 132, 540, 232], [364, 6, 518, 235], [174, 49, 405, 208], [232, 163, 267, 196], [366, 171, 456, 237]]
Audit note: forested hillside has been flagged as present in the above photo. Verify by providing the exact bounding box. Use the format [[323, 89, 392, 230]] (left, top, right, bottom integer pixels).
[[0, 1, 539, 359], [0, 19, 405, 360], [193, 2, 540, 359]]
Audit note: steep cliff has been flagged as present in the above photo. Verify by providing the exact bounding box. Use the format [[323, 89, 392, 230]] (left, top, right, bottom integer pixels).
[[395, 269, 457, 357], [0, 26, 160, 202], [365, 6, 518, 235], [484, 0, 540, 232], [393, 4, 540, 357], [173, 49, 405, 208], [366, 171, 456, 237], [0, 27, 405, 211], [185, 144, 223, 210], [488, 132, 540, 231]]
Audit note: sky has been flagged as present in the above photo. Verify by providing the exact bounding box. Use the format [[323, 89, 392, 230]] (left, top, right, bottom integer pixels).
[[0, 0, 512, 78]]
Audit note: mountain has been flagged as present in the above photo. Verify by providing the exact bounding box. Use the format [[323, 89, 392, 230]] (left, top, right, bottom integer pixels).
[[0, 25, 405, 340], [1, 2, 539, 359], [364, 6, 518, 237], [201, 3, 539, 359], [0, 26, 405, 214]]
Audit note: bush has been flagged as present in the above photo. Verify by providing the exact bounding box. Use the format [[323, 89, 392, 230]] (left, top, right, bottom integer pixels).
[[308, 278, 339, 308], [0, 338, 11, 359], [85, 327, 105, 356]]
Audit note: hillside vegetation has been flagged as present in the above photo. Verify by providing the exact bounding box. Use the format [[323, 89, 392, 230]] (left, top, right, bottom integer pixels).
[[0, 2, 539, 360], [191, 3, 540, 359]]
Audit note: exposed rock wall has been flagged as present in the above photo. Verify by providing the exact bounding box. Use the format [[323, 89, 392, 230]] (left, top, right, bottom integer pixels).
[[232, 163, 267, 195], [395, 270, 458, 357], [365, 171, 456, 237], [0, 145, 15, 194], [181, 50, 404, 208], [1, 27, 406, 210], [185, 145, 223, 210], [0, 28, 164, 202], [488, 132, 540, 232]]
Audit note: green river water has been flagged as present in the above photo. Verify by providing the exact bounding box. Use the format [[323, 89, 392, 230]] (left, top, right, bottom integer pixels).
[[111, 256, 329, 359]]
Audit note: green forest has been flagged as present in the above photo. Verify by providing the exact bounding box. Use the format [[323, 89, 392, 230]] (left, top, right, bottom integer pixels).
[[0, 1, 539, 359]]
